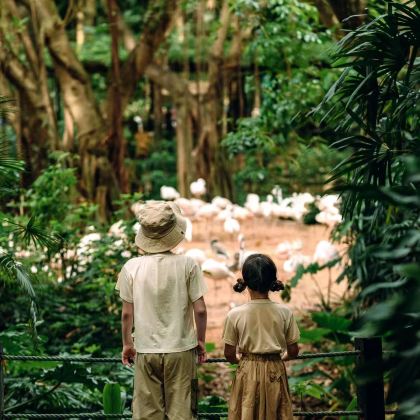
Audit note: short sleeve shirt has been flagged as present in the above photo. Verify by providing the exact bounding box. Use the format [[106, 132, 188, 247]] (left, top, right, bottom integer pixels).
[[116, 253, 207, 353], [222, 300, 300, 354]]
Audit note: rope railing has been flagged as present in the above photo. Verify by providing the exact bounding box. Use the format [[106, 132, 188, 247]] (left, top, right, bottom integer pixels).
[[1, 350, 360, 363], [0, 409, 399, 418], [0, 340, 395, 419]]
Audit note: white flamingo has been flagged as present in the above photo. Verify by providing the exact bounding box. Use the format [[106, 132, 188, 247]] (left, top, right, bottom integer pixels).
[[237, 234, 258, 269], [313, 240, 340, 308], [190, 178, 206, 198], [185, 248, 207, 265], [160, 186, 180, 201], [201, 258, 235, 296], [223, 217, 240, 239]]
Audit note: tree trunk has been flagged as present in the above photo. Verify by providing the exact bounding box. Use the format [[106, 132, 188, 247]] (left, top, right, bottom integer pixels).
[[328, 0, 367, 29], [313, 0, 339, 28], [34, 0, 178, 218], [107, 0, 128, 193], [34, 0, 119, 217], [151, 82, 164, 140], [175, 100, 194, 197], [0, 0, 59, 177]]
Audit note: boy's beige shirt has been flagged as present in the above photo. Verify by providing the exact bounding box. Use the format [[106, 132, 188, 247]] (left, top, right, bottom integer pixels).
[[116, 253, 207, 353], [222, 300, 300, 354]]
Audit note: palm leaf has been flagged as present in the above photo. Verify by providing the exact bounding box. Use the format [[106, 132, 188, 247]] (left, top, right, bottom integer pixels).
[[6, 217, 61, 250]]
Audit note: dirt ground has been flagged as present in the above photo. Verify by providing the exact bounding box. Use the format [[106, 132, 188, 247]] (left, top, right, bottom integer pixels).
[[180, 217, 348, 350]]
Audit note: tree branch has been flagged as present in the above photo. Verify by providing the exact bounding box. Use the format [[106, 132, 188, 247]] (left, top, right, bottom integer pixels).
[[145, 62, 198, 121], [117, 0, 178, 111]]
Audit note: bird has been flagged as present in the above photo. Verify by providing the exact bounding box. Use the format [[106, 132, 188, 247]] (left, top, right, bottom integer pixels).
[[275, 240, 303, 258], [174, 197, 196, 217], [313, 240, 339, 265], [185, 248, 207, 265], [271, 185, 283, 203], [201, 258, 235, 296], [223, 217, 240, 237], [232, 205, 252, 221], [212, 196, 232, 210], [190, 178, 206, 197], [237, 234, 259, 269], [160, 186, 180, 201], [195, 203, 219, 238], [185, 217, 193, 242], [283, 253, 311, 274], [210, 239, 230, 259]]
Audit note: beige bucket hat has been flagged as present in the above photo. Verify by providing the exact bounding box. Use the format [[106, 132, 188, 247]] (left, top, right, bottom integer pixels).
[[135, 200, 187, 253]]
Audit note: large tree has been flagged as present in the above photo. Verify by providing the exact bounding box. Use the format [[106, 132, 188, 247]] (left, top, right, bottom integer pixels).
[[0, 0, 178, 219]]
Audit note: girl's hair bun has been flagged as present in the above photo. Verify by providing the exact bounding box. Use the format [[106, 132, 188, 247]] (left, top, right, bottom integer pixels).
[[270, 279, 285, 292], [233, 278, 247, 293]]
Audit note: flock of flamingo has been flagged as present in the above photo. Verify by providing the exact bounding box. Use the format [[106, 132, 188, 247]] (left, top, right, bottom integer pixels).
[[126, 179, 342, 295]]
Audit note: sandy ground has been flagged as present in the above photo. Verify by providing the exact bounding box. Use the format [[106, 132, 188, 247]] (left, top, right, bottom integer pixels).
[[179, 217, 348, 349]]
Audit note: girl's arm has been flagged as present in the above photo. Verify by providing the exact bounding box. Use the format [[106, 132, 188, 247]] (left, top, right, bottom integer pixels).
[[282, 342, 299, 361], [224, 343, 239, 364]]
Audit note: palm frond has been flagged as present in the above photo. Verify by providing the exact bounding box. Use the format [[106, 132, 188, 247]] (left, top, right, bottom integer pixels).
[[6, 217, 62, 250], [0, 252, 38, 341]]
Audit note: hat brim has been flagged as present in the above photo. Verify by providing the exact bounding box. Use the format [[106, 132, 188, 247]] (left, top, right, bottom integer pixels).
[[135, 213, 187, 253]]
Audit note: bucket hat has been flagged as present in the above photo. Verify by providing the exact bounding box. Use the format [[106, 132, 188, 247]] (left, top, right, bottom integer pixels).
[[135, 200, 187, 253]]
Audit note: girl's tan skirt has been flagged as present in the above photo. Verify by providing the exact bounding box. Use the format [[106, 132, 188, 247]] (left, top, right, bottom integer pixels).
[[228, 354, 293, 420]]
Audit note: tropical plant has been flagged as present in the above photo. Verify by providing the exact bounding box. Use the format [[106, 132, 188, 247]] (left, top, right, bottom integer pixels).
[[0, 98, 60, 339], [317, 2, 419, 417]]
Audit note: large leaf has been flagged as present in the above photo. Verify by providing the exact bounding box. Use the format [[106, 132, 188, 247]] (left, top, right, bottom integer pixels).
[[103, 383, 123, 415], [311, 312, 351, 333]]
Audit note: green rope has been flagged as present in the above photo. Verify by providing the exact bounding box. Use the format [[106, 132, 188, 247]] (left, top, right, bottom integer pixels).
[[1, 351, 360, 363]]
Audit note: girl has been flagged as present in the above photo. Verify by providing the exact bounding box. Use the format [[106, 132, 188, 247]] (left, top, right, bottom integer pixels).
[[222, 253, 300, 420]]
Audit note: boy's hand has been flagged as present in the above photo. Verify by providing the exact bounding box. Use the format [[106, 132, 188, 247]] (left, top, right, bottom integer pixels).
[[197, 340, 207, 364], [122, 345, 136, 366]]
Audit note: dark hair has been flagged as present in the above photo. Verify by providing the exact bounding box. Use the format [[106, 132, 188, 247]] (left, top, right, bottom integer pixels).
[[233, 254, 284, 293]]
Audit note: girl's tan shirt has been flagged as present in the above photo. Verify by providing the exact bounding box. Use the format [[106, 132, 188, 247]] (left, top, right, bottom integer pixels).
[[222, 299, 300, 354]]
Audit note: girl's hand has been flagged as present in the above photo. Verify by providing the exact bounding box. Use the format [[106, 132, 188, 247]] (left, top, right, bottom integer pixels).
[[122, 345, 136, 366], [197, 340, 207, 364]]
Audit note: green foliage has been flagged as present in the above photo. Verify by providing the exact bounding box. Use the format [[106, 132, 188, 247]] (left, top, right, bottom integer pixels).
[[26, 153, 77, 226], [198, 395, 228, 417], [291, 308, 355, 409], [222, 1, 343, 197], [135, 139, 177, 199], [317, 2, 420, 417], [103, 383, 124, 416]]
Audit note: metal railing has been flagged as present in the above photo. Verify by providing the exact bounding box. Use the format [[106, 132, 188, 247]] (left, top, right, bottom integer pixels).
[[0, 338, 396, 419]]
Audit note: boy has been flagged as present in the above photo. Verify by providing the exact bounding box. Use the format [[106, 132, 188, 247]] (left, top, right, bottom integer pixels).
[[116, 200, 207, 420]]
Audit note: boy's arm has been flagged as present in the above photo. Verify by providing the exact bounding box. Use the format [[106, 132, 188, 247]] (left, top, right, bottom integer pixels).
[[192, 297, 207, 363], [224, 344, 239, 364], [121, 300, 136, 365], [282, 342, 299, 361]]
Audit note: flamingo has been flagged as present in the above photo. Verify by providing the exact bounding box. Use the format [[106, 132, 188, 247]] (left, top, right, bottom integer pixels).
[[313, 240, 340, 308], [210, 239, 230, 259], [237, 234, 258, 269], [160, 186, 180, 201], [185, 248, 207, 265], [190, 178, 206, 198], [201, 258, 235, 296], [282, 253, 311, 274], [223, 217, 240, 239]]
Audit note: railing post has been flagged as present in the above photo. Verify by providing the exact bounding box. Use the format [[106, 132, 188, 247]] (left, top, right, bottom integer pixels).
[[0, 342, 4, 420], [355, 337, 385, 420]]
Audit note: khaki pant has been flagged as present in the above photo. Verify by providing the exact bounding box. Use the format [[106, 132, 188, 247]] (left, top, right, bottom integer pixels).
[[228, 354, 293, 420], [132, 350, 197, 420]]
